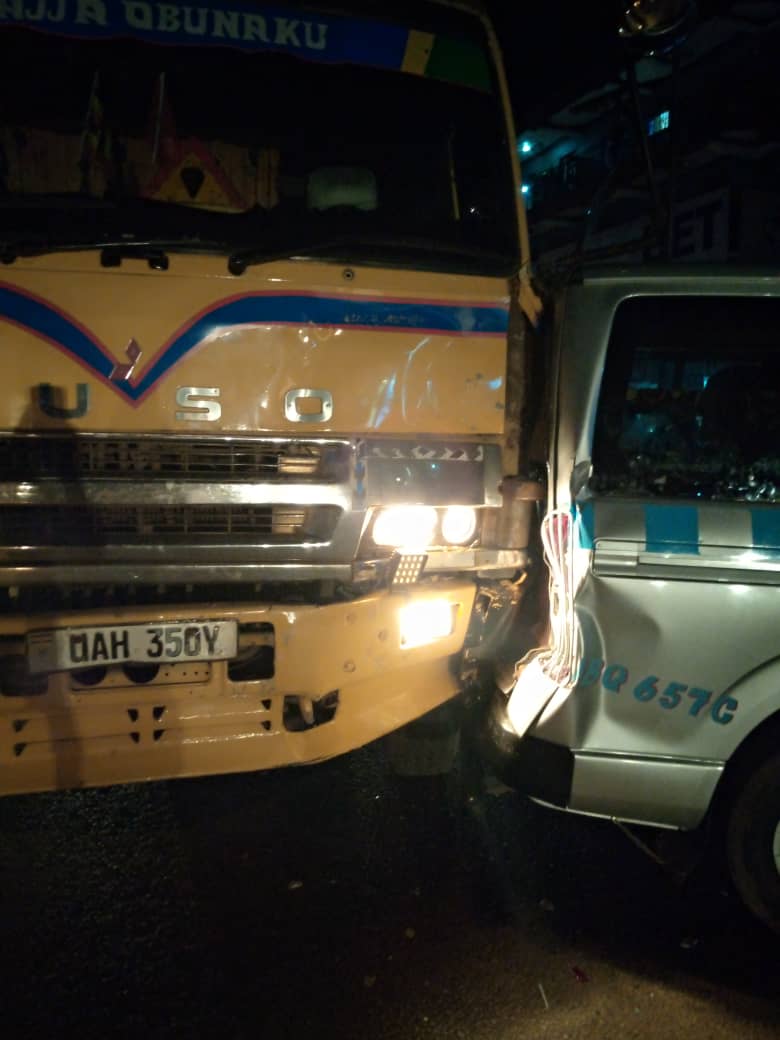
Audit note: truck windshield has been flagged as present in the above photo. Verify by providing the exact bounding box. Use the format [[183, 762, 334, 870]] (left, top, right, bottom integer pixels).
[[0, 6, 518, 274]]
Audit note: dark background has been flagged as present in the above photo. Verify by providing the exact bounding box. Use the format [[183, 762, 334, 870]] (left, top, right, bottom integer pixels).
[[489, 0, 735, 122], [2, 746, 779, 1040]]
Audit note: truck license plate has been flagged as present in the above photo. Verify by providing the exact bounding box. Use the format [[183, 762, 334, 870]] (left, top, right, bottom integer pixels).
[[26, 621, 238, 675]]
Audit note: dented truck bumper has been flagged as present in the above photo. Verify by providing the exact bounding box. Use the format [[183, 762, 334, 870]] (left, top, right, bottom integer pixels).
[[0, 581, 476, 796]]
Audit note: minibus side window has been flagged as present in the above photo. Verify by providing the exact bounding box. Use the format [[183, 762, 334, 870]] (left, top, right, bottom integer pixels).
[[591, 295, 780, 501]]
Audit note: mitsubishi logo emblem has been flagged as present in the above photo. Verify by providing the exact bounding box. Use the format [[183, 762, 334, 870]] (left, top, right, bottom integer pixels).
[[111, 339, 143, 383]]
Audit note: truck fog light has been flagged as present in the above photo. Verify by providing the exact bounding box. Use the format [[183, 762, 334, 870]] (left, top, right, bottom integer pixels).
[[441, 506, 477, 544], [373, 506, 437, 549], [399, 600, 456, 649]]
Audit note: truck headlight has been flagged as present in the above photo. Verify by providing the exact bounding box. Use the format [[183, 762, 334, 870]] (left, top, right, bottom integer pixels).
[[372, 506, 437, 549], [441, 506, 478, 545]]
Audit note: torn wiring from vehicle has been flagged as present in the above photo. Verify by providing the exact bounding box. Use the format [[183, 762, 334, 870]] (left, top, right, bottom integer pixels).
[[534, 509, 582, 686], [506, 509, 582, 737]]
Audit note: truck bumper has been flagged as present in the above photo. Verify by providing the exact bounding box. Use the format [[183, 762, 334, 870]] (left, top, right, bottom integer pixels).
[[0, 581, 475, 796]]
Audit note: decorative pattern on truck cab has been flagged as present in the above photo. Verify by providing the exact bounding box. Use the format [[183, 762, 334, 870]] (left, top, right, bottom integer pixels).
[[0, 283, 508, 406]]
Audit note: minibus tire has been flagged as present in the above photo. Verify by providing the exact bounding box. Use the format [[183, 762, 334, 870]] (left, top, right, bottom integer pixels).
[[725, 751, 780, 935]]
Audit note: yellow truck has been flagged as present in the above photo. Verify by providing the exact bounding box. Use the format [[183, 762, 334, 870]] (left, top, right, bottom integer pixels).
[[0, 0, 538, 795]]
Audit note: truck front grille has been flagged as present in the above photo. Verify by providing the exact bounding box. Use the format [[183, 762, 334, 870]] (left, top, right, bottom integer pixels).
[[0, 435, 348, 482], [0, 504, 341, 544]]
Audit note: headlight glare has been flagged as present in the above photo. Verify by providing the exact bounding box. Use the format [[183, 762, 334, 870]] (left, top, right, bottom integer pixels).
[[441, 506, 478, 545], [399, 600, 456, 648], [373, 506, 437, 549]]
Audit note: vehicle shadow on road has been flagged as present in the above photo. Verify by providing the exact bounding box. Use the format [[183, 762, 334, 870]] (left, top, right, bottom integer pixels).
[[164, 744, 780, 1039], [1, 742, 777, 1040]]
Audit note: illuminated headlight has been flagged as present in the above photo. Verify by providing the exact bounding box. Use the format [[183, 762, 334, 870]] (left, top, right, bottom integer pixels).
[[441, 506, 478, 545], [399, 600, 456, 649], [372, 506, 437, 549]]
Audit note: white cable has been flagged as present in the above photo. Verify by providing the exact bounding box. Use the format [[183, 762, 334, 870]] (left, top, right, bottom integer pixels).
[[535, 509, 581, 688], [506, 508, 583, 736]]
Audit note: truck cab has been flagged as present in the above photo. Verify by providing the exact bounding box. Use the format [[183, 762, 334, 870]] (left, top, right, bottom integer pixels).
[[0, 1, 538, 794]]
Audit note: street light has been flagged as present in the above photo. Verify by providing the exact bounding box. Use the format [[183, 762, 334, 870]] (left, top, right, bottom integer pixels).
[[618, 0, 697, 54]]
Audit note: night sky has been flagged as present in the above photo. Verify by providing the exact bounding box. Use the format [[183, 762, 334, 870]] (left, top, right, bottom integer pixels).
[[487, 0, 738, 124]]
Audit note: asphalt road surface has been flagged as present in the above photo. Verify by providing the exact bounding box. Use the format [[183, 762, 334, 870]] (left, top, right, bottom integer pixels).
[[1, 741, 778, 1039]]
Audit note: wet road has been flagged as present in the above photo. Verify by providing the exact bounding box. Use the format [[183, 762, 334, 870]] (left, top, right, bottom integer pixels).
[[1, 743, 778, 1039]]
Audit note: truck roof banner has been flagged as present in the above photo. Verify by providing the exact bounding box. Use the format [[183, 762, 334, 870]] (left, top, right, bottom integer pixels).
[[0, 0, 492, 90]]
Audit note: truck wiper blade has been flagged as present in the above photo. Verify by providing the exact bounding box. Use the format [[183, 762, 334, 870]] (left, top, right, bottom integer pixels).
[[0, 237, 173, 267], [227, 233, 510, 275], [0, 236, 228, 267], [100, 243, 171, 270], [227, 237, 352, 275]]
